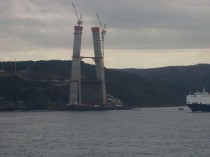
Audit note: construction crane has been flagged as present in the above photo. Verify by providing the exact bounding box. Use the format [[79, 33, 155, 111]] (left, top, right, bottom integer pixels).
[[96, 13, 106, 58], [72, 2, 82, 26]]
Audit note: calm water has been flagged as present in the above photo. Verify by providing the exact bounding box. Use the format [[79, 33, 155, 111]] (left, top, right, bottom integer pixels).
[[0, 107, 210, 157]]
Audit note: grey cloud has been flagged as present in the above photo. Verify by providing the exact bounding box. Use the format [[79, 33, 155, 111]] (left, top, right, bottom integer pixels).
[[0, 0, 210, 53]]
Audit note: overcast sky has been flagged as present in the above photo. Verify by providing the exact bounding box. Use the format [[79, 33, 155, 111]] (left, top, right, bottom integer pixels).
[[1, 0, 210, 68]]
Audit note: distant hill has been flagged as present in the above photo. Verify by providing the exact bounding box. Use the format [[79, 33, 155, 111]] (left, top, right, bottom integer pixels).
[[1, 60, 207, 110], [116, 64, 210, 91]]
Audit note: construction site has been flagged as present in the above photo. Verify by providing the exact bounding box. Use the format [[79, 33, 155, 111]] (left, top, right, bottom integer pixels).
[[65, 3, 123, 109]]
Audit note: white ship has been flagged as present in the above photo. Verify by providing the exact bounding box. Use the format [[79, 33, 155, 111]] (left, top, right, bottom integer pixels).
[[187, 88, 210, 112]]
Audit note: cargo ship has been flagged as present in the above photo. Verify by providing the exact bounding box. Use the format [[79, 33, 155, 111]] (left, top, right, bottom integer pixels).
[[187, 88, 210, 112]]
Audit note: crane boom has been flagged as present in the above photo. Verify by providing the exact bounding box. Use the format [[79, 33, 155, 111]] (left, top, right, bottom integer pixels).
[[96, 13, 103, 29], [96, 13, 106, 34], [96, 13, 106, 60], [72, 3, 82, 26]]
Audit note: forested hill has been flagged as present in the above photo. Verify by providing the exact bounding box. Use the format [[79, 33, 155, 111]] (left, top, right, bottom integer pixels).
[[1, 60, 207, 110], [117, 64, 210, 91]]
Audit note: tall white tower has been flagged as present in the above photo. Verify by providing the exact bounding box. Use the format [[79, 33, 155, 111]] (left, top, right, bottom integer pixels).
[[69, 26, 83, 105], [91, 27, 107, 105], [69, 3, 83, 105]]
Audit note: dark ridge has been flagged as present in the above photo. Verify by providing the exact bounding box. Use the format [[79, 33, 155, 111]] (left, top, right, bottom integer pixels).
[[1, 61, 209, 110]]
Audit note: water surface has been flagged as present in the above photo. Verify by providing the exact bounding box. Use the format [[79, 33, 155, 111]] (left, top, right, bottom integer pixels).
[[0, 107, 210, 157]]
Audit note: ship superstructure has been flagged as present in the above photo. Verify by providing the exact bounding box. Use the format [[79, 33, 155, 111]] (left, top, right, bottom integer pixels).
[[187, 88, 210, 112]]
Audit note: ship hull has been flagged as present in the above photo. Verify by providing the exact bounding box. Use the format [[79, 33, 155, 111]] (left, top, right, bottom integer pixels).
[[188, 104, 210, 112]]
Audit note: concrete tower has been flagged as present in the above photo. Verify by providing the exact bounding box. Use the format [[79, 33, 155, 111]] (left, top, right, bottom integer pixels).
[[91, 27, 107, 105], [69, 3, 83, 105], [69, 26, 83, 105]]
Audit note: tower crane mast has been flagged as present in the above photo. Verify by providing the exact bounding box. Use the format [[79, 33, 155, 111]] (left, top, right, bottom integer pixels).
[[96, 13, 106, 58]]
